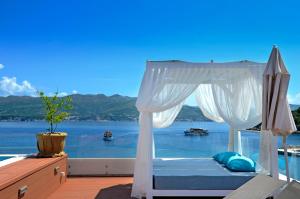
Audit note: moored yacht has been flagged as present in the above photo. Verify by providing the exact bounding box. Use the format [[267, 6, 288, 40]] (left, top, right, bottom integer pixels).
[[184, 128, 208, 136], [103, 130, 113, 141]]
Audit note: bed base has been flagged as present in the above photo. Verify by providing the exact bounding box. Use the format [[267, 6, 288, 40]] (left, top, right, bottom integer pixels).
[[147, 189, 233, 198]]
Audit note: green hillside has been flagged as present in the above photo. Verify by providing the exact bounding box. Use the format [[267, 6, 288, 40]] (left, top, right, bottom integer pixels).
[[293, 108, 300, 130], [1, 94, 299, 127], [0, 94, 210, 121], [291, 104, 300, 111]]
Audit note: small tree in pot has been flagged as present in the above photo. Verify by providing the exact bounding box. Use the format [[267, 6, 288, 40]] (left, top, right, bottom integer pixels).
[[37, 91, 73, 157]]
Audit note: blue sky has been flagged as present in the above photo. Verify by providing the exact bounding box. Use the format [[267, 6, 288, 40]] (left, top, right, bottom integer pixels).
[[0, 0, 300, 104]]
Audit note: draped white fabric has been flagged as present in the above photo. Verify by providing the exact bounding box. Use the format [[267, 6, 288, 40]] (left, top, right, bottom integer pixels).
[[194, 68, 263, 129], [153, 101, 185, 128], [131, 112, 153, 199], [259, 130, 273, 174], [195, 84, 224, 122], [258, 130, 279, 178], [212, 74, 262, 129], [136, 63, 201, 113], [132, 60, 266, 198]]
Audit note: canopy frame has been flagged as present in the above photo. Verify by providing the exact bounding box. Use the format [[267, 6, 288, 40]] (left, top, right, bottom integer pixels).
[[131, 57, 285, 199]]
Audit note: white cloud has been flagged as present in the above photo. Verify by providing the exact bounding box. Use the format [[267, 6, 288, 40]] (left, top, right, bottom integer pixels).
[[72, 90, 78, 94], [288, 93, 300, 105], [0, 64, 4, 70], [57, 92, 68, 97], [0, 76, 37, 96], [48, 92, 68, 97], [0, 74, 73, 98]]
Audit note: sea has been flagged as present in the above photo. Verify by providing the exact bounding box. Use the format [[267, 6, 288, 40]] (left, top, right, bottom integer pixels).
[[0, 121, 300, 180]]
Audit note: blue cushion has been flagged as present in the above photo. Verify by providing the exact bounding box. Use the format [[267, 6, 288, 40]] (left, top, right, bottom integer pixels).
[[226, 156, 256, 172], [213, 152, 241, 164]]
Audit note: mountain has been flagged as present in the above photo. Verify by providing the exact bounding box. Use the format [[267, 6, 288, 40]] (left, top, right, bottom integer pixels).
[[293, 108, 300, 131], [0, 94, 210, 121], [1, 94, 298, 124], [290, 104, 300, 111]]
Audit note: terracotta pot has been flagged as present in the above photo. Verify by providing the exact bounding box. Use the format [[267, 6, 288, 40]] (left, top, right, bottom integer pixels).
[[36, 132, 67, 157]]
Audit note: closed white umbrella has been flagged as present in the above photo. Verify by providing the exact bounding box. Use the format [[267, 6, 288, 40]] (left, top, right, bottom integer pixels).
[[262, 46, 297, 182]]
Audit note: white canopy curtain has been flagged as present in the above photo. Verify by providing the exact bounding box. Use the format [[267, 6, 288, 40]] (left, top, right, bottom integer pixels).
[[132, 60, 266, 198]]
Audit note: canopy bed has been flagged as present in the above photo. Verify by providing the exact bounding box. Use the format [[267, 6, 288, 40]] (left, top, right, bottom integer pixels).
[[131, 46, 296, 199]]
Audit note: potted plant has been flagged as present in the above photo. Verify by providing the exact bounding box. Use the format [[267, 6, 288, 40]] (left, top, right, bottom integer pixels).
[[36, 91, 73, 157]]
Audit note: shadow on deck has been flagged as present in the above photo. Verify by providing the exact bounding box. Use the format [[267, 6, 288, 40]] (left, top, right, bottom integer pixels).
[[95, 183, 223, 199], [95, 183, 133, 199]]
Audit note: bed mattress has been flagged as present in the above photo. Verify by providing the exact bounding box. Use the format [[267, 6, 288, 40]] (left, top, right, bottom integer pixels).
[[153, 158, 256, 190]]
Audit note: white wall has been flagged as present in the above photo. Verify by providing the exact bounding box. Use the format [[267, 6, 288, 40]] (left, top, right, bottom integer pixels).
[[68, 158, 135, 176]]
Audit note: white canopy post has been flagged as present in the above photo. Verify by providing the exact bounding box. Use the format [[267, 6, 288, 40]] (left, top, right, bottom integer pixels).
[[131, 112, 153, 198], [270, 134, 279, 179], [259, 130, 279, 178], [228, 128, 242, 154], [234, 130, 243, 155], [259, 130, 272, 174], [152, 134, 156, 159], [282, 135, 290, 182], [228, 127, 235, 151]]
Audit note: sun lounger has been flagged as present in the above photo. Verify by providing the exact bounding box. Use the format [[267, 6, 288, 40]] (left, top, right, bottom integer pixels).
[[224, 174, 286, 199], [275, 180, 300, 199]]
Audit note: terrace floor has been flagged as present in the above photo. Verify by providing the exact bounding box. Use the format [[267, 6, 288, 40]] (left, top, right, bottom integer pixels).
[[47, 177, 133, 199], [0, 156, 224, 199], [47, 177, 223, 199]]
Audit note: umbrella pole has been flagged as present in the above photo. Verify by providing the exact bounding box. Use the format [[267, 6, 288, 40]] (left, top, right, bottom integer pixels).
[[283, 135, 290, 182]]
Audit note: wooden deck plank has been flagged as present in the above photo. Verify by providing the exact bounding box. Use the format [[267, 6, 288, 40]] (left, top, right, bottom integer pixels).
[[47, 177, 133, 199]]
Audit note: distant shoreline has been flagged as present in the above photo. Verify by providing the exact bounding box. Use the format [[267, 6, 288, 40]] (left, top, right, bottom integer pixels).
[[0, 95, 298, 126], [1, 120, 299, 134], [0, 119, 212, 122], [246, 128, 300, 134]]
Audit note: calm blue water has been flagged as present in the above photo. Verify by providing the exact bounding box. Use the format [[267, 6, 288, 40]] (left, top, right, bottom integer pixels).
[[0, 121, 299, 180]]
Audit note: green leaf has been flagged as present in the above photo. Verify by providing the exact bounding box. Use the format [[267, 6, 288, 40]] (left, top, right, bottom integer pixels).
[[39, 91, 73, 133]]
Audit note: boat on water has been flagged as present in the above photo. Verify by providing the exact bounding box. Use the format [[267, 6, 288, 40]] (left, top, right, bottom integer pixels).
[[184, 128, 208, 136], [103, 130, 113, 141], [278, 145, 300, 156]]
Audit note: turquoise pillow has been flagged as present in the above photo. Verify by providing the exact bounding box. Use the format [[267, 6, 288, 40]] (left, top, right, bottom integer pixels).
[[213, 152, 241, 164], [226, 155, 256, 172]]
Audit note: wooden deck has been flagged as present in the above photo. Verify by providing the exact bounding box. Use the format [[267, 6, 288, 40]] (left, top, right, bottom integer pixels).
[[47, 177, 133, 199], [47, 177, 223, 199], [0, 157, 223, 199]]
